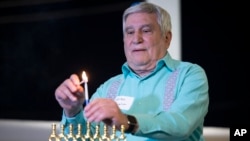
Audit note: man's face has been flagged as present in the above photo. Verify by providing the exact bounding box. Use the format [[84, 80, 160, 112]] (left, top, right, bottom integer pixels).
[[123, 12, 170, 72]]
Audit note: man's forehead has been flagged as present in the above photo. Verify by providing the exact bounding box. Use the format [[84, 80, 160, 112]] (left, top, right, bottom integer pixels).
[[125, 13, 157, 28]]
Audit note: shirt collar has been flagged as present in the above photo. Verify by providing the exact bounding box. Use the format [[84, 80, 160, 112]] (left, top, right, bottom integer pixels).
[[121, 52, 177, 77]]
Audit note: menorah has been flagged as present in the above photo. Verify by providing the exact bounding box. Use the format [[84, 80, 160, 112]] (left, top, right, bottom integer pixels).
[[48, 122, 126, 141]]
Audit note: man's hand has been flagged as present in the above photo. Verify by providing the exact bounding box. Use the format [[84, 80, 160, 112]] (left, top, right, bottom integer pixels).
[[55, 74, 84, 117]]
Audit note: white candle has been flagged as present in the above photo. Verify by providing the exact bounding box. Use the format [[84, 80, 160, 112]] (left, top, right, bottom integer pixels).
[[81, 71, 89, 105]]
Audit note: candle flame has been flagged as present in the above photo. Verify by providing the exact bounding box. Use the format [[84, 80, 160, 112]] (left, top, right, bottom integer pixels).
[[82, 71, 88, 83]]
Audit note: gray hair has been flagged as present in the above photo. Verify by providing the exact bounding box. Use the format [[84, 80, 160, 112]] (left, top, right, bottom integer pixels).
[[122, 2, 172, 37]]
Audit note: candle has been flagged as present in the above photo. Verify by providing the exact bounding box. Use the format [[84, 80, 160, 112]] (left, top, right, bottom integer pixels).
[[81, 71, 89, 105]]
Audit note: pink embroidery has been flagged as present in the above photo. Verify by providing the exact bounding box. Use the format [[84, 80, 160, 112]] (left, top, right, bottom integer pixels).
[[163, 70, 179, 111], [106, 70, 179, 111], [106, 79, 122, 100]]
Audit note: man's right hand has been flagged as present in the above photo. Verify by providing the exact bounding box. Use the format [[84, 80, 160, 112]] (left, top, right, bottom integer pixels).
[[55, 74, 85, 117]]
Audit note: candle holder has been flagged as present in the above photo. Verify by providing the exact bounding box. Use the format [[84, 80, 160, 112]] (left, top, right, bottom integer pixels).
[[48, 122, 126, 141], [48, 123, 59, 141]]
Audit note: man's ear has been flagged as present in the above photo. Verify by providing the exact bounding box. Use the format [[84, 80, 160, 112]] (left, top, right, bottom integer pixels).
[[165, 31, 172, 44]]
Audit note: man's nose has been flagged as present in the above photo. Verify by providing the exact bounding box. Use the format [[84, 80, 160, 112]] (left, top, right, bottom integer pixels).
[[132, 32, 143, 44]]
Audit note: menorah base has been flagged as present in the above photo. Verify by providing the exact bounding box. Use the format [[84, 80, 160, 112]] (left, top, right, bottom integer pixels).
[[48, 122, 126, 141]]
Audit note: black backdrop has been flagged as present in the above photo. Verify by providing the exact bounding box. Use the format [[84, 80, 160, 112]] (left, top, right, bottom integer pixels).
[[181, 0, 249, 127], [0, 0, 249, 127]]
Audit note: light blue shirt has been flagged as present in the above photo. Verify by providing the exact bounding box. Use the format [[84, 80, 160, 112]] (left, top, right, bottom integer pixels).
[[61, 53, 209, 141]]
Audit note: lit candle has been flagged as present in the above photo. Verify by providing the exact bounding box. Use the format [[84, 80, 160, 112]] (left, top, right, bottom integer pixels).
[[81, 71, 89, 105]]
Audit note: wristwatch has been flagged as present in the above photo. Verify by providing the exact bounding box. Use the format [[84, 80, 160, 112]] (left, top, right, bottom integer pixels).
[[125, 114, 137, 133]]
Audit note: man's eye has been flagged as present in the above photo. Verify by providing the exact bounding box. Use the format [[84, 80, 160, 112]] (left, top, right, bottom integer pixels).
[[143, 29, 151, 33], [127, 31, 134, 35]]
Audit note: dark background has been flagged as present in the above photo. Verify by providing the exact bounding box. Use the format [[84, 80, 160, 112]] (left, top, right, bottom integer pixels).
[[0, 0, 249, 128]]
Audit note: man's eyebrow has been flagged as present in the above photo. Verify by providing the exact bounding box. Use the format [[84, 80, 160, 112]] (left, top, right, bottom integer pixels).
[[125, 26, 134, 31], [125, 24, 152, 30], [141, 24, 152, 28]]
